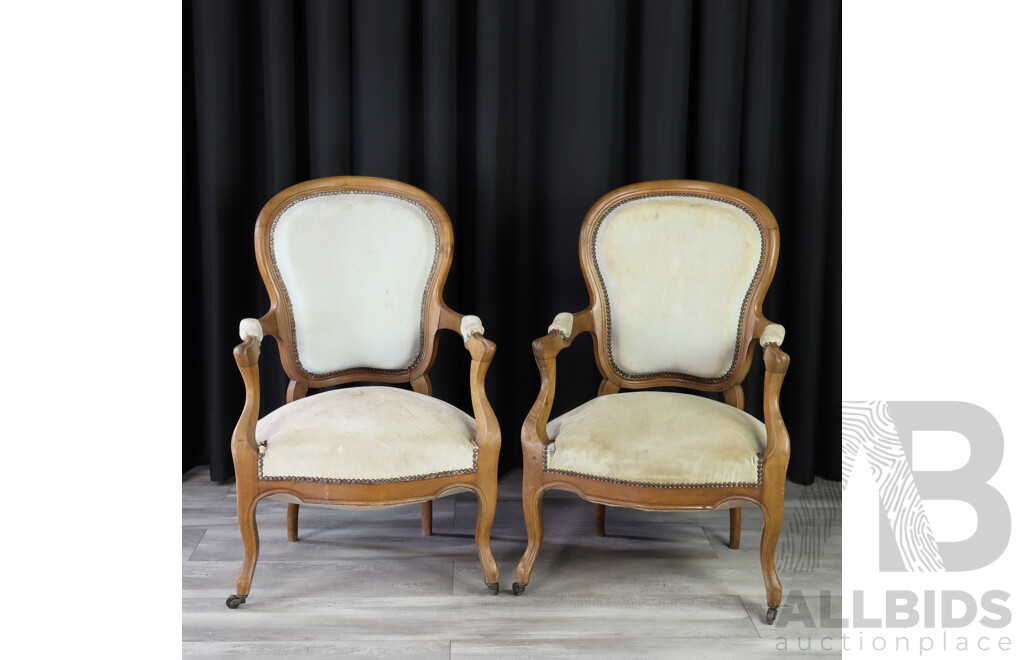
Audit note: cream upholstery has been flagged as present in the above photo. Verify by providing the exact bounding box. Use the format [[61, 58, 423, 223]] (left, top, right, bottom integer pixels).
[[594, 195, 763, 379], [545, 392, 766, 486], [460, 315, 485, 342], [548, 312, 574, 339], [257, 387, 477, 483], [239, 318, 263, 343], [760, 323, 786, 347], [271, 192, 438, 375]]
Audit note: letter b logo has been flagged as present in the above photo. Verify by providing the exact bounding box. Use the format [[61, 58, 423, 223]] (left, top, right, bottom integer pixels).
[[842, 401, 1010, 571]]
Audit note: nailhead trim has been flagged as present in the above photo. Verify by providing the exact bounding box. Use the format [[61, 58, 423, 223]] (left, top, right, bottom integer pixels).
[[543, 445, 764, 489], [590, 193, 767, 384], [257, 439, 479, 485], [268, 190, 441, 379]]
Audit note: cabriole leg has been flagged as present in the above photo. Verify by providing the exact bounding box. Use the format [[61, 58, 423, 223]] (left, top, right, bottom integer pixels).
[[514, 487, 545, 595], [227, 496, 260, 608], [760, 500, 784, 624], [474, 489, 499, 594]]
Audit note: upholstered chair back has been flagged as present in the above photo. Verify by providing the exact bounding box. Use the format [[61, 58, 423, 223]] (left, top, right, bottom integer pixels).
[[581, 182, 778, 389], [256, 179, 451, 383]]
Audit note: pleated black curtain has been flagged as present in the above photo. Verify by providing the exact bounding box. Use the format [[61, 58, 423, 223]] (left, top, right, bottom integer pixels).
[[184, 0, 841, 484]]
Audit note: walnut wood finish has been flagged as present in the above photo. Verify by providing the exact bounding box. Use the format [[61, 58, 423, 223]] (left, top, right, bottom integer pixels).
[[513, 181, 790, 624], [229, 177, 501, 606], [421, 502, 433, 536]]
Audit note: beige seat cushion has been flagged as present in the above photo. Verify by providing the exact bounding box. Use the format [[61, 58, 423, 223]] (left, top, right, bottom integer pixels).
[[545, 392, 766, 487], [257, 387, 477, 484]]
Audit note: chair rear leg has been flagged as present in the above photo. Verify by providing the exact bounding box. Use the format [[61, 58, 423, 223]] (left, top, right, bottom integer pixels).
[[227, 496, 260, 608], [287, 503, 299, 542], [759, 500, 784, 624], [594, 503, 606, 537], [729, 508, 741, 549], [421, 501, 432, 536], [514, 487, 545, 595], [473, 489, 499, 594]]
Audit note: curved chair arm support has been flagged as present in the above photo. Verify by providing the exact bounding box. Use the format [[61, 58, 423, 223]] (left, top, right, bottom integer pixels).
[[439, 306, 500, 455], [232, 334, 263, 457], [523, 311, 594, 446], [760, 339, 791, 467]]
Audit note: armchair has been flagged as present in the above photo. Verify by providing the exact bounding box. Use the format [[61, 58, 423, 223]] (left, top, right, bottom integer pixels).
[[513, 180, 791, 624], [226, 177, 500, 608]]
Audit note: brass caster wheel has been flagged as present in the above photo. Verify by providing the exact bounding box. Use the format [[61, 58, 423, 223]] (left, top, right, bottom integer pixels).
[[766, 606, 778, 625], [486, 582, 499, 595], [226, 594, 247, 609], [512, 582, 526, 596]]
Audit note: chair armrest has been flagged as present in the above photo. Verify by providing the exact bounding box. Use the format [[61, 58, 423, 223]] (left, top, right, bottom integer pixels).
[[523, 311, 593, 446], [231, 319, 266, 456], [239, 317, 265, 343], [439, 306, 496, 359], [459, 314, 485, 342], [759, 323, 785, 348], [548, 312, 574, 340]]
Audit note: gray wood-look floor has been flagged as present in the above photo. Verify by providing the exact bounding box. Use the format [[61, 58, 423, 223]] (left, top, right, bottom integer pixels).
[[183, 468, 841, 658]]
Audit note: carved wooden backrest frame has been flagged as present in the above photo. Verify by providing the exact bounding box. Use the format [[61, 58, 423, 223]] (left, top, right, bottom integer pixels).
[[254, 176, 454, 389], [578, 180, 780, 392]]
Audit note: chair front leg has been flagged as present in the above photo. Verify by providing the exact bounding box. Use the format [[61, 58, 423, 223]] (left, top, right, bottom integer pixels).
[[458, 320, 501, 593], [229, 493, 261, 608], [758, 337, 790, 624], [474, 484, 499, 594], [514, 320, 586, 595], [759, 493, 784, 623], [514, 475, 545, 595], [227, 332, 263, 608]]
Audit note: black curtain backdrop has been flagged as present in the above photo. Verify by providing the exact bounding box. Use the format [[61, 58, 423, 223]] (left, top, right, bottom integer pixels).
[[184, 0, 841, 485]]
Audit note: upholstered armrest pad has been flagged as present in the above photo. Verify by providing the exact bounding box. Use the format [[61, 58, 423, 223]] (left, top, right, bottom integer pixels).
[[759, 324, 785, 348], [548, 312, 574, 340], [239, 318, 264, 343], [460, 315, 485, 342]]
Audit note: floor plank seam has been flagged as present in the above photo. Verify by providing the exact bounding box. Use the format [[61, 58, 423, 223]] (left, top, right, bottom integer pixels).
[[186, 528, 208, 563], [741, 594, 764, 638]]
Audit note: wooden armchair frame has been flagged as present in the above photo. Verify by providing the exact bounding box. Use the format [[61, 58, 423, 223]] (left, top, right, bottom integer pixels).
[[227, 177, 500, 608], [513, 181, 791, 624]]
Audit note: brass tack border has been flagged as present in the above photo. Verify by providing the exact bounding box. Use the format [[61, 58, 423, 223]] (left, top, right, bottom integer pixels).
[[268, 190, 441, 379], [590, 193, 767, 384]]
